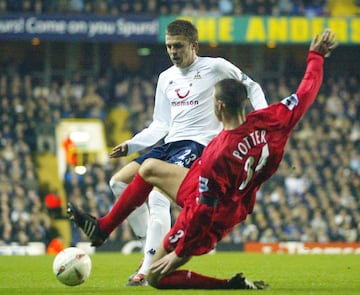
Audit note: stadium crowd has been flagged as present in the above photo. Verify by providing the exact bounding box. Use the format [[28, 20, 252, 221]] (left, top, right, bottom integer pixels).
[[0, 0, 333, 17], [0, 59, 359, 248], [0, 65, 158, 246]]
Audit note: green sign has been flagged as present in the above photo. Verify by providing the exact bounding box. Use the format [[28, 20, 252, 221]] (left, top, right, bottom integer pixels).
[[160, 16, 360, 44]]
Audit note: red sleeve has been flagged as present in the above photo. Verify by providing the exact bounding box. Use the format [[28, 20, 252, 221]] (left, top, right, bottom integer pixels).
[[293, 51, 324, 121], [270, 50, 324, 131]]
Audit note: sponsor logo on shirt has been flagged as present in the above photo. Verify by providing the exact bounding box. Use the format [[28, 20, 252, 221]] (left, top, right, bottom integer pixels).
[[171, 100, 199, 107], [175, 83, 192, 99]]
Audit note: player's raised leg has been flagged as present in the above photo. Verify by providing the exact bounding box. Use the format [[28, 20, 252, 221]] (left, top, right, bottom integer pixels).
[[67, 171, 154, 246], [67, 159, 187, 246]]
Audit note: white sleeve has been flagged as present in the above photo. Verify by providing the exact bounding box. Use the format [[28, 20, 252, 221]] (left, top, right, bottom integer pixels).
[[126, 76, 170, 155], [216, 58, 268, 110], [242, 77, 268, 110]]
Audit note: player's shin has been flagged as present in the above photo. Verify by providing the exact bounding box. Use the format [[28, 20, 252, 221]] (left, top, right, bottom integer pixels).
[[98, 173, 153, 235], [138, 190, 171, 276], [109, 179, 149, 239]]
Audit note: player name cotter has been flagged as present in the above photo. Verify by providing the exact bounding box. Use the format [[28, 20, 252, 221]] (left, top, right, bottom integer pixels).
[[232, 130, 267, 160]]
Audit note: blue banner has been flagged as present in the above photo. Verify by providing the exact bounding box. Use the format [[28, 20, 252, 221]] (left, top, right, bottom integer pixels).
[[0, 15, 159, 42]]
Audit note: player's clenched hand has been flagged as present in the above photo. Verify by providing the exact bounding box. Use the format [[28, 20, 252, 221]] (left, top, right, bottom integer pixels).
[[310, 28, 338, 57], [150, 251, 185, 275], [109, 142, 128, 158]]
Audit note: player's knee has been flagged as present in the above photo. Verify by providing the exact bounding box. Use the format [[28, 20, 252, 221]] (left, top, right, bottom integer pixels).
[[109, 173, 123, 186], [109, 178, 116, 190], [110, 162, 139, 184], [139, 158, 160, 181]]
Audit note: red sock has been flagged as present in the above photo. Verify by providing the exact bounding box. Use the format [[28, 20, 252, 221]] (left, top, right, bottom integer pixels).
[[156, 270, 228, 289], [98, 173, 153, 235]]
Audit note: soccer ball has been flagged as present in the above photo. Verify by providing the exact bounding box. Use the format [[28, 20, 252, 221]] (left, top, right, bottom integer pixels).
[[52, 247, 92, 286]]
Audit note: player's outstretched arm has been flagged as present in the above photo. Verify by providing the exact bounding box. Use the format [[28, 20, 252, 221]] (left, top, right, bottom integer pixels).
[[282, 29, 338, 129]]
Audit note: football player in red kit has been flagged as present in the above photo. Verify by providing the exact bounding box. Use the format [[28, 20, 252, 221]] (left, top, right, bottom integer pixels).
[[68, 29, 337, 289]]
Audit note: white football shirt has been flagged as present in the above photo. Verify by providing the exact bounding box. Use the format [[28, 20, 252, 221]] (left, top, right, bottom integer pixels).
[[127, 56, 267, 154]]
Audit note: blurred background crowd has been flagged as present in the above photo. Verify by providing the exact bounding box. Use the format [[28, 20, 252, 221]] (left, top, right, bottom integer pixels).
[[0, 0, 341, 17], [0, 0, 359, 250]]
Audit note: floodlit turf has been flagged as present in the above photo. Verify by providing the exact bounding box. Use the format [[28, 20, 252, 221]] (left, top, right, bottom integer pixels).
[[0, 252, 359, 294]]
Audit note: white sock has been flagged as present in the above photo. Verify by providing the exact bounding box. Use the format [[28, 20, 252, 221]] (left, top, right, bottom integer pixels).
[[138, 190, 171, 275], [109, 179, 149, 239]]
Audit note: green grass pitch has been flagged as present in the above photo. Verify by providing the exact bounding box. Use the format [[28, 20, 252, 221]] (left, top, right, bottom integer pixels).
[[0, 252, 359, 294]]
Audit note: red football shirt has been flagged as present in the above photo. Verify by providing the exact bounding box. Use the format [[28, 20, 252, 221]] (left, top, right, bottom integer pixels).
[[172, 51, 324, 257]]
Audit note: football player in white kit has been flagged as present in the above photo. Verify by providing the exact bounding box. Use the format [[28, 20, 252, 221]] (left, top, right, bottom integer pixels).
[[69, 19, 268, 286]]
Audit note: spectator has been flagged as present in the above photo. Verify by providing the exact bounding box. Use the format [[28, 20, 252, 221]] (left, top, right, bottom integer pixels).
[[219, 0, 234, 15], [68, 0, 84, 13], [0, 0, 7, 13], [45, 190, 63, 218]]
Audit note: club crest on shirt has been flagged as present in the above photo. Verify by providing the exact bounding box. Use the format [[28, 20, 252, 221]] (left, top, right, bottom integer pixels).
[[193, 71, 202, 80]]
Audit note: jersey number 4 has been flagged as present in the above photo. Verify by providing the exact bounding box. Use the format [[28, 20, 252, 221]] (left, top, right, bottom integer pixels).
[[239, 144, 269, 190]]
